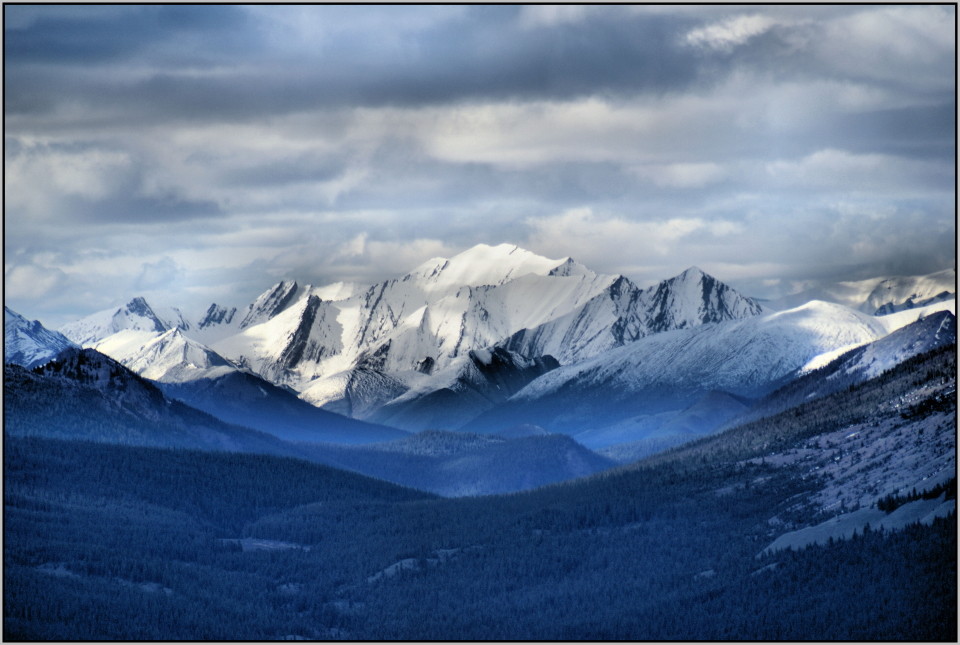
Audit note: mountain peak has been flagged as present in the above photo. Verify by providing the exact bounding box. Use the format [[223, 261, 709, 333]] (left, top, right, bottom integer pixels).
[[60, 296, 176, 346], [125, 296, 152, 311], [677, 266, 707, 280], [645, 267, 764, 333], [409, 243, 566, 291], [548, 256, 594, 278], [5, 307, 78, 369], [5, 305, 26, 325], [120, 297, 166, 331], [131, 326, 236, 382], [197, 303, 237, 330], [239, 280, 303, 329]]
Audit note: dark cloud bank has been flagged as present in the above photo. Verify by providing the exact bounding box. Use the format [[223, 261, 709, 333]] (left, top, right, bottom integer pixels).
[[3, 5, 955, 326]]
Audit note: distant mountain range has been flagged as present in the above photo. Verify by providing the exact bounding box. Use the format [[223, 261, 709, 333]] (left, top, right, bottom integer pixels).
[[51, 244, 772, 434], [6, 243, 956, 456], [3, 342, 614, 495], [4, 347, 296, 455], [764, 268, 955, 314]]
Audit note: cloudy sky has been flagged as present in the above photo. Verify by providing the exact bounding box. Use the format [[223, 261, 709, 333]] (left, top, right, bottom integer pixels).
[[5, 4, 956, 327]]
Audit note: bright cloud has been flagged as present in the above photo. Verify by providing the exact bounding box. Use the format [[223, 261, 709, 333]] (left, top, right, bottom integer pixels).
[[526, 207, 743, 270], [684, 14, 779, 51]]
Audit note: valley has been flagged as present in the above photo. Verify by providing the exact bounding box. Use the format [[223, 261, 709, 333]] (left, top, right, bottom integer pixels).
[[3, 247, 956, 640], [6, 345, 955, 639]]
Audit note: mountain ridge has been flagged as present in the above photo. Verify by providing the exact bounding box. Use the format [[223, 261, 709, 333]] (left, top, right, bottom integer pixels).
[[57, 244, 768, 433], [5, 306, 78, 369]]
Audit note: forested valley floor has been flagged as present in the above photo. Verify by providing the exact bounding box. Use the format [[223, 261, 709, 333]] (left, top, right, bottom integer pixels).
[[4, 345, 956, 640]]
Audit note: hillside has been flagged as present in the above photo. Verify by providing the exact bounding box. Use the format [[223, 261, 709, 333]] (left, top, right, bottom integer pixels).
[[5, 339, 954, 639]]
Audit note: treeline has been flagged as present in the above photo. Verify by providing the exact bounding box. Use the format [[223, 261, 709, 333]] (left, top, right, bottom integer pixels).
[[900, 389, 957, 420], [877, 477, 956, 513], [639, 343, 955, 473]]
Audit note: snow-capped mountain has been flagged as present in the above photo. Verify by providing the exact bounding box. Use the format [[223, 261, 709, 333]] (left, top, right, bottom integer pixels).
[[643, 266, 765, 332], [59, 297, 191, 346], [363, 347, 560, 431], [193, 303, 239, 341], [766, 268, 955, 314], [209, 245, 764, 415], [4, 306, 78, 369], [799, 298, 955, 371], [301, 367, 409, 420], [94, 328, 237, 383], [866, 268, 955, 315], [738, 309, 957, 427], [463, 300, 909, 440], [519, 300, 890, 401], [206, 244, 615, 392], [849, 309, 957, 379], [4, 347, 300, 455], [502, 267, 764, 363], [500, 276, 653, 364], [237, 280, 308, 330], [52, 244, 779, 432], [88, 326, 407, 445]]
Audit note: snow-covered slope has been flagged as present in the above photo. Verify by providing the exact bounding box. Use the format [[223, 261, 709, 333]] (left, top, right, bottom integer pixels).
[[211, 245, 764, 410], [465, 301, 894, 437], [503, 268, 764, 363], [501, 276, 652, 364], [4, 307, 78, 369], [827, 309, 956, 381], [59, 297, 190, 346], [237, 280, 309, 330], [213, 294, 346, 388], [765, 268, 954, 314], [405, 243, 577, 294], [189, 303, 240, 344], [518, 301, 888, 402], [54, 244, 769, 430], [89, 326, 405, 444], [365, 348, 560, 431], [643, 266, 765, 333], [801, 298, 955, 371], [866, 269, 955, 315], [737, 309, 957, 429], [95, 328, 237, 383], [300, 367, 409, 419], [209, 244, 616, 391]]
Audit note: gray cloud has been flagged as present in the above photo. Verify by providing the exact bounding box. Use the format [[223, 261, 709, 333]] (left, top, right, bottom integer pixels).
[[4, 5, 253, 65], [3, 5, 955, 327], [4, 7, 704, 127]]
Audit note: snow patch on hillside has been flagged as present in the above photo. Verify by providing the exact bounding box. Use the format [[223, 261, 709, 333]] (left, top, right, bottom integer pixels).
[[761, 495, 955, 555]]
